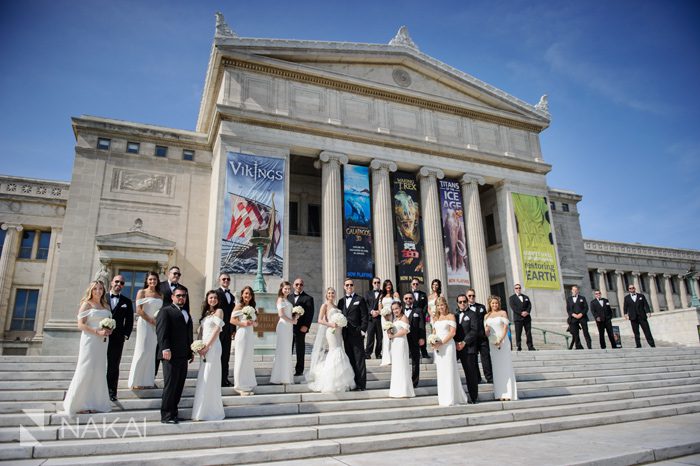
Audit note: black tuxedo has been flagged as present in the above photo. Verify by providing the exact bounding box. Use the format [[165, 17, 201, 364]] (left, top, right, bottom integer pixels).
[[465, 302, 492, 383], [289, 290, 314, 375], [404, 304, 425, 387], [156, 303, 193, 422], [411, 289, 428, 357], [338, 293, 369, 389], [106, 294, 133, 398], [216, 287, 236, 385], [590, 297, 616, 349], [364, 288, 383, 358], [155, 281, 189, 376], [566, 295, 591, 349], [624, 293, 656, 348], [509, 293, 534, 350], [455, 308, 480, 402]]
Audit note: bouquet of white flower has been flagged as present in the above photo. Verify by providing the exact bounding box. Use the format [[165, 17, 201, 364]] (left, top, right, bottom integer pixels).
[[380, 306, 392, 317], [191, 340, 207, 362], [292, 306, 305, 317], [427, 334, 441, 347], [329, 313, 347, 334], [99, 318, 116, 342], [241, 306, 257, 322], [382, 320, 395, 335]]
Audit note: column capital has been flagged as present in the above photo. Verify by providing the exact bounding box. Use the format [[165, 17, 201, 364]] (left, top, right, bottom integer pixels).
[[459, 174, 486, 187], [647, 272, 657, 278], [318, 151, 348, 165], [369, 158, 397, 172], [596, 268, 607, 274], [0, 223, 23, 232], [631, 271, 641, 277], [418, 166, 444, 180], [614, 270, 625, 276], [663, 273, 673, 279]]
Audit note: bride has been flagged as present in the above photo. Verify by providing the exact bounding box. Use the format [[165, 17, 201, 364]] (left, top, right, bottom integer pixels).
[[306, 287, 356, 393]]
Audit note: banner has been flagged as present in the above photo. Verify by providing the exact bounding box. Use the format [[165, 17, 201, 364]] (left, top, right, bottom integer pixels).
[[512, 193, 560, 289], [391, 171, 424, 284], [221, 152, 285, 276], [343, 164, 373, 279], [438, 179, 471, 286]]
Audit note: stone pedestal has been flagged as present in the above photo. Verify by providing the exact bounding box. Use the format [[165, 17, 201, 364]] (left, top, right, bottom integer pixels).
[[370, 159, 397, 286], [418, 167, 447, 298], [461, 175, 489, 303]]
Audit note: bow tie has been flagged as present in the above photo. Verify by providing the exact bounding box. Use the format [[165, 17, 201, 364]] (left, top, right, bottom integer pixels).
[[294, 293, 300, 297], [346, 295, 352, 299], [224, 289, 231, 293], [110, 294, 119, 299]]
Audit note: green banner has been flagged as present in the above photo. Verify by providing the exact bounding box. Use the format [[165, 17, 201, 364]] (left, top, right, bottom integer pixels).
[[512, 193, 560, 290]]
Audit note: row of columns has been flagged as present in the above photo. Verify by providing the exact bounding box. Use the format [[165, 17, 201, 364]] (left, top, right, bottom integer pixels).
[[596, 268, 699, 312], [318, 152, 491, 301]]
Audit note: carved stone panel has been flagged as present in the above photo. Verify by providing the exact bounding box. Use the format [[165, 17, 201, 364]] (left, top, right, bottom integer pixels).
[[110, 169, 174, 197], [387, 104, 421, 134], [340, 95, 375, 128], [473, 122, 501, 153], [508, 128, 531, 156], [434, 114, 463, 143], [243, 75, 274, 112], [290, 84, 327, 121]]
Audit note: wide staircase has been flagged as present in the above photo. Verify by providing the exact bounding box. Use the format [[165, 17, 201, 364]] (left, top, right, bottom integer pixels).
[[0, 346, 699, 465]]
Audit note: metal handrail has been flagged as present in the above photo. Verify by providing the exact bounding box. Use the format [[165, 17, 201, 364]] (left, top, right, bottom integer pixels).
[[508, 323, 571, 348]]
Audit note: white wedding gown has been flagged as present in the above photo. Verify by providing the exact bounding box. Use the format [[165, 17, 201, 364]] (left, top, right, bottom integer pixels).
[[63, 308, 112, 414], [233, 310, 257, 392], [270, 300, 294, 384], [307, 308, 356, 393], [388, 320, 415, 398], [380, 296, 396, 366], [127, 297, 162, 388], [485, 316, 518, 401], [192, 314, 225, 421], [433, 319, 468, 406]]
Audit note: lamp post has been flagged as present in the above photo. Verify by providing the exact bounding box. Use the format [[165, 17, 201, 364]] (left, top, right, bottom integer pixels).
[[250, 236, 270, 294]]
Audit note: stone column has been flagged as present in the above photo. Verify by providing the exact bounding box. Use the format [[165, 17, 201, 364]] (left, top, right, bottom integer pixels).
[[614, 271, 626, 316], [631, 271, 641, 291], [418, 166, 447, 298], [461, 175, 490, 303], [370, 159, 398, 285], [694, 275, 700, 301], [0, 224, 23, 333], [678, 274, 689, 309], [647, 273, 660, 313], [596, 268, 608, 298], [663, 274, 675, 311], [318, 151, 348, 294]]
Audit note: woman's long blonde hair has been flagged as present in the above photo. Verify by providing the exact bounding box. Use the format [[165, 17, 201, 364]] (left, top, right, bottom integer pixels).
[[81, 280, 108, 308], [435, 296, 450, 317], [486, 295, 502, 315]]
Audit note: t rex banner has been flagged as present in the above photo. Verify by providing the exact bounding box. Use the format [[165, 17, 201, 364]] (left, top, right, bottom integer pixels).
[[391, 171, 424, 284]]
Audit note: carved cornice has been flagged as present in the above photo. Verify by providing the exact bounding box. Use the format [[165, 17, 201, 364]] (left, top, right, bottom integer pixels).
[[0, 176, 69, 201], [370, 159, 397, 172], [584, 239, 700, 262]]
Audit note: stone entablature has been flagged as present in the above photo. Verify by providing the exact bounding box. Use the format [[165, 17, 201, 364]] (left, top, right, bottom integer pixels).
[[584, 239, 700, 263], [0, 176, 69, 202]]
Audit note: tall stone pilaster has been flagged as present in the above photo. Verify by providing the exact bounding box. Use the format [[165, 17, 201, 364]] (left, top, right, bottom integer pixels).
[[318, 151, 348, 294], [648, 273, 660, 313], [418, 166, 447, 298], [596, 268, 608, 299], [663, 274, 675, 311], [678, 274, 689, 308], [370, 159, 397, 285], [0, 224, 23, 333], [615, 271, 626, 315], [460, 175, 490, 303]]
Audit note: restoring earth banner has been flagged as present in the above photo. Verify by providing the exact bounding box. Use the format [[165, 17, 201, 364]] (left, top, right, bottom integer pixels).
[[438, 179, 471, 286], [391, 171, 424, 284], [343, 164, 373, 279]]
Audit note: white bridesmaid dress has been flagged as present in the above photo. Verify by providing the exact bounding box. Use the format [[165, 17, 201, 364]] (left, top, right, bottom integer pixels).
[[270, 300, 294, 384], [191, 314, 226, 421], [388, 320, 414, 398], [485, 316, 518, 401], [433, 319, 468, 406], [127, 297, 162, 388], [232, 309, 257, 393]]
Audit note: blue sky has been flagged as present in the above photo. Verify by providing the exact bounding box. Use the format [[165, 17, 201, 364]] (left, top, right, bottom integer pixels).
[[1, 0, 699, 250]]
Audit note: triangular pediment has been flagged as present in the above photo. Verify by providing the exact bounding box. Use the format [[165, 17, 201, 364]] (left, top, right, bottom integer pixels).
[[96, 230, 175, 252]]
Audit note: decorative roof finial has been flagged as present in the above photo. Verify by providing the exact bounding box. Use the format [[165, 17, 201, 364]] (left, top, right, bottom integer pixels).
[[215, 12, 238, 38], [535, 94, 549, 113], [389, 26, 419, 51]]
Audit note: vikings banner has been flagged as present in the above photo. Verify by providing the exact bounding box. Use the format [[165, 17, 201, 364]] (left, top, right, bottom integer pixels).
[[512, 193, 560, 289], [221, 152, 285, 276], [391, 171, 424, 284], [343, 164, 373, 279], [438, 179, 471, 286]]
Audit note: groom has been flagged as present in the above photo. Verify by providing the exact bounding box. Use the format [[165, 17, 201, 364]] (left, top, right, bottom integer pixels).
[[338, 278, 369, 391]]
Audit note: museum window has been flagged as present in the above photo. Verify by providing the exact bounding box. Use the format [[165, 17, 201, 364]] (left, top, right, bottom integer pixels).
[[36, 231, 51, 260], [117, 268, 151, 303], [17, 230, 50, 260], [288, 201, 299, 235], [126, 142, 140, 154], [18, 230, 35, 259], [155, 145, 168, 157], [550, 201, 556, 211], [307, 204, 321, 237], [562, 203, 570, 212], [183, 149, 195, 161], [484, 213, 498, 247], [10, 288, 39, 331], [97, 138, 111, 150]]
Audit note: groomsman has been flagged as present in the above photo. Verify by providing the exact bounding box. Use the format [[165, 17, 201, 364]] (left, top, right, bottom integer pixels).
[[590, 289, 616, 349], [106, 274, 133, 402], [364, 277, 383, 359], [403, 293, 425, 388], [289, 277, 314, 376], [454, 294, 480, 403], [465, 288, 492, 383], [624, 285, 656, 348], [156, 285, 193, 424], [215, 272, 235, 387], [410, 279, 429, 358], [509, 284, 536, 351], [566, 285, 591, 349], [156, 266, 189, 376], [338, 279, 368, 390]]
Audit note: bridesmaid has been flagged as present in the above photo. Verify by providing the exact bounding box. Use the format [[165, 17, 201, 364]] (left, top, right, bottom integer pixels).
[[191, 290, 225, 421], [431, 297, 468, 406], [128, 272, 162, 389], [426, 279, 442, 324], [230, 286, 258, 395], [379, 279, 400, 367], [270, 281, 297, 384], [484, 296, 518, 401], [388, 301, 414, 398], [63, 281, 113, 414]]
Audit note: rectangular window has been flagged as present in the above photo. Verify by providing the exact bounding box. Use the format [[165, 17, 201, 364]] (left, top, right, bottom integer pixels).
[[485, 213, 498, 247], [118, 268, 150, 303], [606, 272, 615, 291], [155, 145, 168, 157], [97, 138, 111, 150], [36, 231, 51, 260], [550, 201, 556, 211], [289, 201, 299, 235], [18, 231, 35, 259], [562, 203, 570, 212], [307, 204, 321, 237], [10, 289, 39, 331], [126, 142, 140, 154], [182, 149, 194, 161]]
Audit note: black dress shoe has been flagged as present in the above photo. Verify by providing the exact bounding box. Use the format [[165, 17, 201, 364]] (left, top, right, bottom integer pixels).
[[110, 395, 118, 402], [477, 379, 486, 384], [221, 380, 233, 387], [161, 419, 178, 424], [294, 372, 303, 377], [468, 400, 478, 404], [365, 355, 371, 360], [529, 347, 537, 351]]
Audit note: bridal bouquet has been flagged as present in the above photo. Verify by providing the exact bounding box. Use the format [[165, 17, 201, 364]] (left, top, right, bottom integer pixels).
[[292, 306, 305, 317], [241, 306, 257, 322], [99, 318, 116, 342], [380, 306, 392, 318], [382, 320, 395, 335], [191, 340, 207, 362], [329, 313, 347, 334], [427, 334, 441, 348]]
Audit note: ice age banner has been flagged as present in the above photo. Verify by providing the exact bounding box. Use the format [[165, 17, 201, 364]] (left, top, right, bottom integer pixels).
[[221, 152, 285, 276], [391, 172, 424, 284], [438, 180, 471, 286], [512, 193, 560, 290], [343, 164, 373, 279]]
